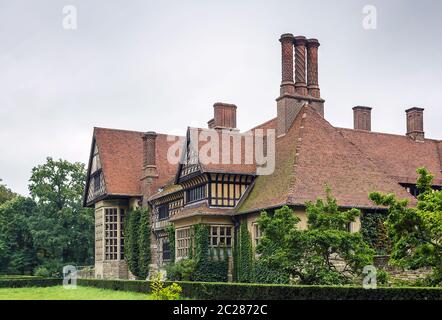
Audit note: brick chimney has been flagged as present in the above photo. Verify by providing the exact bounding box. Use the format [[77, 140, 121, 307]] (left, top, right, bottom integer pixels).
[[306, 39, 320, 98], [276, 33, 325, 136], [406, 107, 425, 141], [279, 33, 295, 95], [353, 106, 372, 131], [294, 36, 308, 96], [213, 103, 237, 129], [141, 131, 158, 205]]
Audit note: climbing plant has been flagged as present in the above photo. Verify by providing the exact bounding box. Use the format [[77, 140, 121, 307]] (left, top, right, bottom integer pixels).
[[124, 208, 141, 278], [165, 225, 175, 263], [232, 220, 289, 284], [138, 207, 151, 279], [235, 221, 254, 283], [360, 211, 391, 255], [192, 224, 229, 282]]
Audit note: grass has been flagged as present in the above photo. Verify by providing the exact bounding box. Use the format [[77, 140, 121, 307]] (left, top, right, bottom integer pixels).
[[0, 285, 153, 300]]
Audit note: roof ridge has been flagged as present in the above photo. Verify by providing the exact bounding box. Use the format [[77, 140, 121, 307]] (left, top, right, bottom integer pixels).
[[337, 127, 440, 142], [94, 126, 181, 138]]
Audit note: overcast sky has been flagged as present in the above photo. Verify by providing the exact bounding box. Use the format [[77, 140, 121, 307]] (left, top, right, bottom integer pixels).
[[1, 0, 441, 195]]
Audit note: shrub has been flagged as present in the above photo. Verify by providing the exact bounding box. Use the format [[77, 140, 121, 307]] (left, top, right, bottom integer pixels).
[[76, 279, 442, 300], [150, 273, 182, 300], [33, 260, 64, 278], [166, 259, 196, 281], [376, 269, 389, 285], [0, 278, 60, 288]]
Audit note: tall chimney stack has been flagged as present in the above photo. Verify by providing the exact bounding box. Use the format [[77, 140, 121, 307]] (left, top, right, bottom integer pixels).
[[143, 131, 157, 167], [294, 36, 308, 96], [353, 106, 372, 131], [279, 33, 295, 95], [406, 107, 425, 141], [306, 39, 320, 98], [213, 103, 237, 129], [141, 131, 159, 205]]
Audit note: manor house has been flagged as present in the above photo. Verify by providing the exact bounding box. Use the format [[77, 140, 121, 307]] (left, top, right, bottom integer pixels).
[[83, 33, 442, 279]]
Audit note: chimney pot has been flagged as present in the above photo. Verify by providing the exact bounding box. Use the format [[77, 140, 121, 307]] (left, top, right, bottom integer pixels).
[[213, 102, 237, 129], [279, 33, 295, 95], [306, 39, 321, 98], [406, 107, 425, 141], [293, 36, 308, 96], [142, 131, 157, 167], [353, 106, 372, 131]]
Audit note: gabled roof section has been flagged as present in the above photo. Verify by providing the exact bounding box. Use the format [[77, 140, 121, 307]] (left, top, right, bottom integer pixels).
[[238, 106, 417, 213], [84, 127, 183, 206], [175, 123, 276, 183], [338, 128, 442, 186]]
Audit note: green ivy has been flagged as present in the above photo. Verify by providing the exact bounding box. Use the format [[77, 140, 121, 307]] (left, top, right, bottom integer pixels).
[[233, 220, 289, 284], [125, 207, 152, 279], [138, 208, 151, 279], [192, 224, 228, 282], [361, 211, 391, 255], [165, 225, 175, 263], [236, 221, 254, 283]]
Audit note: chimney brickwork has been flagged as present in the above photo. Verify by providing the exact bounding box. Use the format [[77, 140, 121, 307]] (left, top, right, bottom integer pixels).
[[213, 103, 237, 129], [406, 107, 425, 141], [294, 36, 308, 96], [277, 33, 325, 136], [353, 106, 372, 131], [141, 131, 158, 206], [280, 33, 295, 95], [306, 39, 320, 98]]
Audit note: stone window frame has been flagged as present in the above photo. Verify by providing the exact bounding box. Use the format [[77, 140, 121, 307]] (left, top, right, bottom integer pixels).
[[176, 227, 191, 260], [104, 207, 125, 261], [252, 222, 263, 247]]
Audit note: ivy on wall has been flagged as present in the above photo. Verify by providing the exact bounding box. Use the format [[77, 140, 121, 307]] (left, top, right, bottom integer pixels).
[[124, 207, 151, 279], [234, 221, 254, 283], [192, 224, 229, 282], [360, 211, 391, 255], [165, 225, 175, 264], [233, 220, 290, 284], [124, 208, 140, 277], [138, 208, 151, 279]]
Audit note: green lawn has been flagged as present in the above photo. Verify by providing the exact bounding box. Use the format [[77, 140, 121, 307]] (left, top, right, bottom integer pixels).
[[0, 285, 153, 300]]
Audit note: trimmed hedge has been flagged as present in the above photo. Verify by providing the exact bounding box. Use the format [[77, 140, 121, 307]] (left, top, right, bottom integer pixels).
[[77, 279, 442, 300], [0, 278, 61, 288]]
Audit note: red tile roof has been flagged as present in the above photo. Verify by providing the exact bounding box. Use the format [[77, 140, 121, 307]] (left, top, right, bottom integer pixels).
[[238, 106, 418, 213], [93, 127, 182, 197], [338, 128, 442, 185], [88, 106, 440, 213]]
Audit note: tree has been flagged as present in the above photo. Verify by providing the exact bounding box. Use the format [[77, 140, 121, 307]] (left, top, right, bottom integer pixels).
[[0, 179, 17, 205], [0, 197, 38, 274], [125, 208, 141, 278], [138, 208, 151, 279], [28, 157, 94, 270], [257, 189, 374, 285], [369, 167, 442, 285]]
